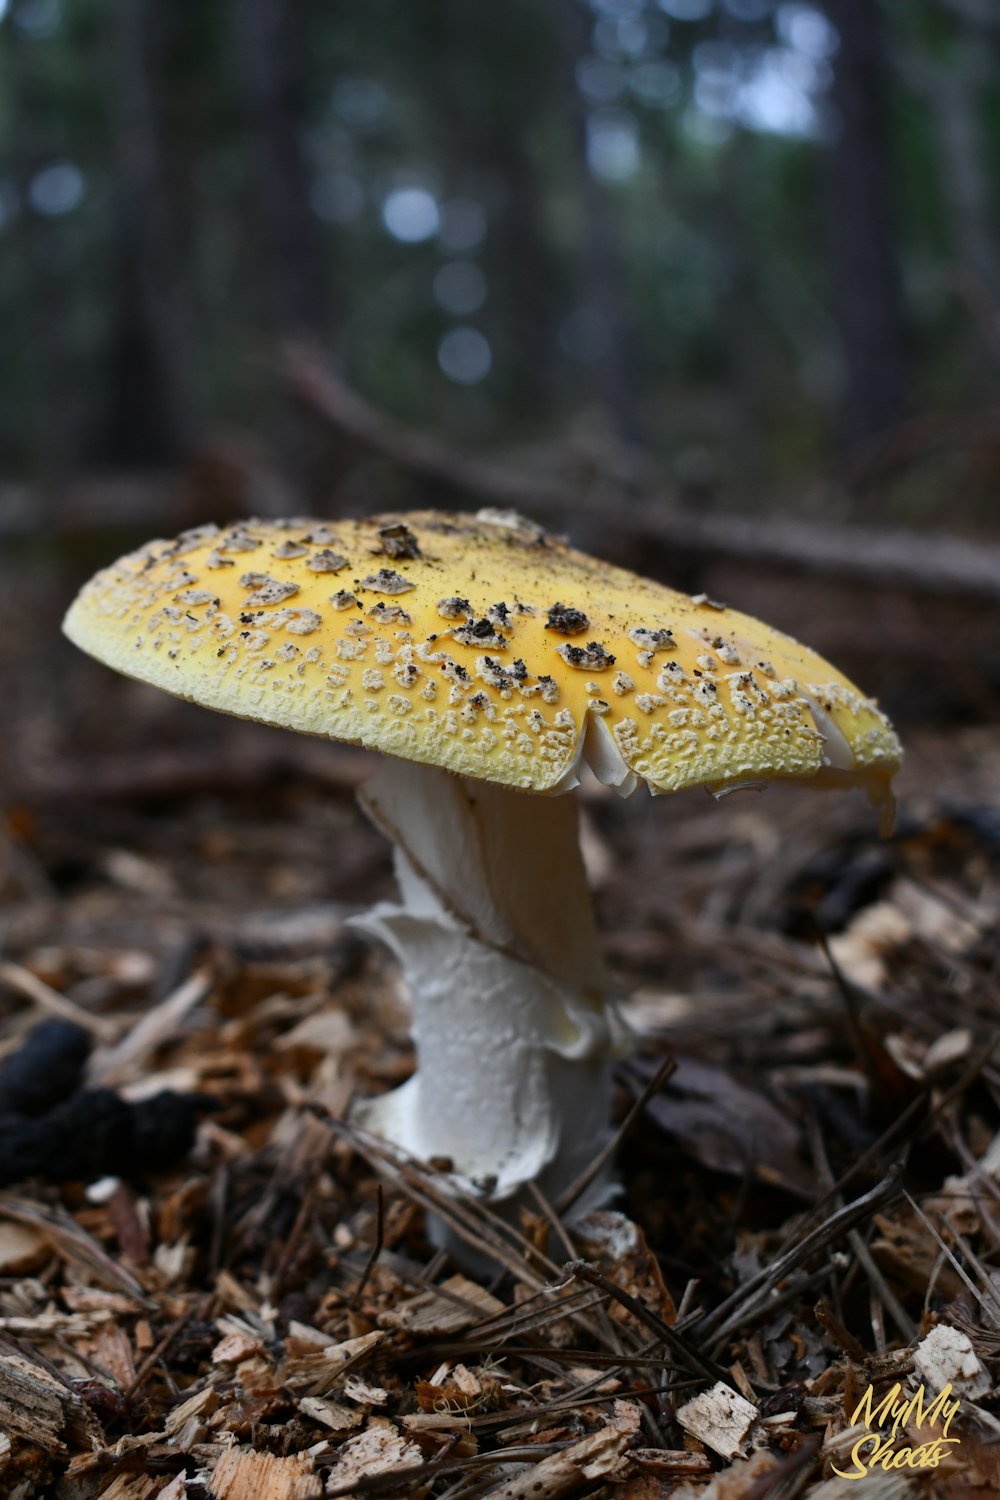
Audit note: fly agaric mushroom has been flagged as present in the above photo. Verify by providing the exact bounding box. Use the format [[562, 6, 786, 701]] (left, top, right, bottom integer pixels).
[[63, 509, 902, 1212]]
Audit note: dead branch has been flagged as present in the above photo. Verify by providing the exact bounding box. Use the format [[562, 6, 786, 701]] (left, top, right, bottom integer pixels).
[[285, 342, 1000, 604]]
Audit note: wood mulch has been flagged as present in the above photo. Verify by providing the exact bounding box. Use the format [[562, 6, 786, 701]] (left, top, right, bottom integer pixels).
[[1, 550, 999, 1497]]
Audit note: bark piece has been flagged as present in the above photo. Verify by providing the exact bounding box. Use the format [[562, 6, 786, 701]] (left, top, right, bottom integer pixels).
[[0, 1350, 105, 1455]]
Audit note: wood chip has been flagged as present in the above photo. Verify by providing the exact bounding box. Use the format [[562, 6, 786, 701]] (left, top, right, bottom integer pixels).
[[0, 1349, 105, 1455], [0, 1220, 50, 1276], [212, 1330, 266, 1366], [913, 1322, 992, 1399], [0, 959, 117, 1040], [378, 1274, 505, 1334], [628, 1448, 713, 1476], [89, 968, 213, 1088], [342, 1372, 388, 1405], [209, 1446, 323, 1500], [325, 1418, 423, 1492], [484, 1424, 630, 1499], [276, 1009, 356, 1056], [280, 1329, 386, 1393], [669, 1449, 778, 1500], [0, 1193, 151, 1302], [77, 1321, 136, 1389], [675, 1381, 760, 1460], [97, 1476, 168, 1500], [401, 1410, 478, 1456], [298, 1395, 364, 1436], [0, 1313, 97, 1339], [810, 1477, 914, 1500], [164, 1384, 218, 1437], [574, 1210, 677, 1330]]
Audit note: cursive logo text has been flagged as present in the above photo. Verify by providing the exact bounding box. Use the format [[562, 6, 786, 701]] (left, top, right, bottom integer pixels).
[[831, 1381, 962, 1479]]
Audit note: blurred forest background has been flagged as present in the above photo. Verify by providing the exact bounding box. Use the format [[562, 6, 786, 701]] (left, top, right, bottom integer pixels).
[[2, 0, 1000, 767], [0, 0, 998, 516]]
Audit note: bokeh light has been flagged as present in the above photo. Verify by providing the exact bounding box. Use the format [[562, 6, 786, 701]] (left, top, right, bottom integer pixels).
[[433, 261, 487, 317], [656, 0, 713, 20], [577, 57, 628, 104], [28, 161, 84, 216], [631, 59, 682, 105], [437, 327, 492, 385], [382, 187, 439, 243], [331, 78, 388, 132], [15, 0, 59, 38], [586, 111, 640, 181], [778, 3, 838, 60]]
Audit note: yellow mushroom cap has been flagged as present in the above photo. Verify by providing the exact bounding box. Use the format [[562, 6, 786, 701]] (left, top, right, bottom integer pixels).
[[62, 507, 902, 809]]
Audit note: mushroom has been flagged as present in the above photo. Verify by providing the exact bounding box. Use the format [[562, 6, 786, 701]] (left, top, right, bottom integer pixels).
[[63, 509, 902, 1221]]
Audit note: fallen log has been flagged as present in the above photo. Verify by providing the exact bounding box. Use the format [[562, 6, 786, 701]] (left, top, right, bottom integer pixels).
[[285, 342, 1000, 605]]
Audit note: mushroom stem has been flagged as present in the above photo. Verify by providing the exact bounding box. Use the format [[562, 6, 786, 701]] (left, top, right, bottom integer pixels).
[[351, 758, 624, 1210]]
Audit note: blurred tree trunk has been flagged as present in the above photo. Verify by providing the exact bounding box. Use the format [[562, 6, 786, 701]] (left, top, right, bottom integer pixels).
[[935, 45, 1000, 298], [821, 0, 909, 449], [97, 0, 201, 467], [233, 0, 328, 502], [235, 0, 326, 336], [433, 0, 562, 412], [556, 0, 643, 442], [7, 24, 74, 477], [907, 25, 1000, 365], [715, 134, 763, 467], [483, 116, 563, 412]]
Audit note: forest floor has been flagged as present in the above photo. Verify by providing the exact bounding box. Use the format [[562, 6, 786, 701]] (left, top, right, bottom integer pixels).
[[1, 545, 1000, 1499]]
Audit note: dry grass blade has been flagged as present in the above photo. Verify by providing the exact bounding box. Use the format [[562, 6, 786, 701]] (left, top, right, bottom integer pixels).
[[694, 1172, 903, 1343], [903, 1189, 1000, 1328], [88, 967, 213, 1087], [353, 1181, 384, 1300], [555, 1260, 728, 1383], [322, 1441, 577, 1499], [317, 1111, 560, 1288], [0, 1193, 152, 1302], [0, 961, 117, 1041], [554, 1052, 676, 1215], [805, 1110, 916, 1345]]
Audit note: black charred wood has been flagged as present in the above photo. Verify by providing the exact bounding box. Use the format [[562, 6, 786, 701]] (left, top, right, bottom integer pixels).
[[0, 1020, 92, 1116], [0, 1087, 211, 1186]]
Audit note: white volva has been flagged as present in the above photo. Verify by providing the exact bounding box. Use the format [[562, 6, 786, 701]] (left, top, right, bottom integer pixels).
[[351, 758, 626, 1202]]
